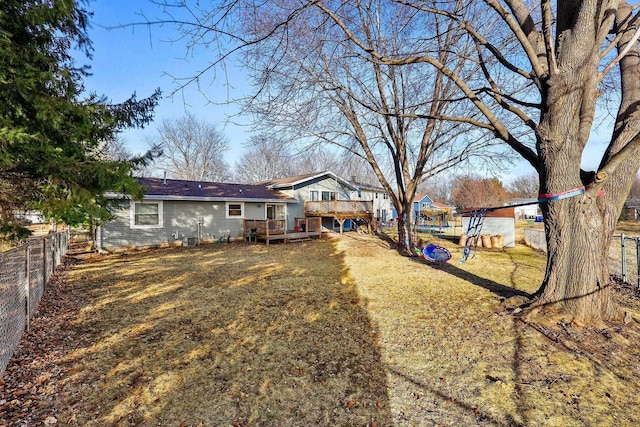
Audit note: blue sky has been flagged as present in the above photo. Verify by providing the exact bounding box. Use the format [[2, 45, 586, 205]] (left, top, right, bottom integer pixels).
[[80, 0, 251, 163], [80, 1, 608, 180]]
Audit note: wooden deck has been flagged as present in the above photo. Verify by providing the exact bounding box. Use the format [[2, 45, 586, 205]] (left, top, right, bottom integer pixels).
[[304, 200, 373, 218], [244, 218, 323, 244]]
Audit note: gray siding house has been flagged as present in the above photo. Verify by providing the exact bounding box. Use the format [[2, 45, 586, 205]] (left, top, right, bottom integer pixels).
[[348, 178, 394, 223], [260, 171, 359, 231], [98, 178, 297, 251]]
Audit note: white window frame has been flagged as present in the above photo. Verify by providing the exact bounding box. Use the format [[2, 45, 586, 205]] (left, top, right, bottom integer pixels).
[[266, 203, 286, 220], [130, 200, 163, 229], [226, 201, 245, 219]]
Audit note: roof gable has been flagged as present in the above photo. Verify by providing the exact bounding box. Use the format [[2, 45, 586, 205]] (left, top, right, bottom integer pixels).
[[261, 171, 357, 190], [413, 194, 433, 205]]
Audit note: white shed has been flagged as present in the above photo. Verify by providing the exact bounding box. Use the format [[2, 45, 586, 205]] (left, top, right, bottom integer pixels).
[[462, 207, 516, 247]]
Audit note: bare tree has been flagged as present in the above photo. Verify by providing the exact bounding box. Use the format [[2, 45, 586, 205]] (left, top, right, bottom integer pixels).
[[138, 0, 640, 324], [507, 173, 539, 198], [236, 0, 509, 251], [234, 137, 375, 183], [234, 135, 296, 184], [419, 175, 455, 204], [99, 136, 134, 162], [146, 113, 231, 182], [279, 0, 640, 324]]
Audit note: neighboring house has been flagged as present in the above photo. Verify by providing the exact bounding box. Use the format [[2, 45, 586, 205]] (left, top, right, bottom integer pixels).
[[14, 210, 45, 225], [348, 177, 394, 223], [505, 198, 540, 219], [260, 171, 368, 232], [413, 194, 435, 220], [413, 195, 454, 228], [98, 177, 297, 251], [622, 198, 640, 220]]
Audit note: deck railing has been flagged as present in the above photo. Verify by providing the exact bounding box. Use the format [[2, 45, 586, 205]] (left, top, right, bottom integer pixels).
[[304, 200, 373, 216], [244, 219, 286, 236], [294, 217, 322, 232]]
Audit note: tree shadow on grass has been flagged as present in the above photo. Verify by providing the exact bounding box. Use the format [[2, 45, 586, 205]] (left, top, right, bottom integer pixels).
[[388, 366, 525, 427], [413, 257, 532, 299], [55, 242, 393, 426], [379, 230, 530, 299]]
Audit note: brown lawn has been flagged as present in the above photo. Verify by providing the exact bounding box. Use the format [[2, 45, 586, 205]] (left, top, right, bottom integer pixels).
[[1, 233, 639, 426]]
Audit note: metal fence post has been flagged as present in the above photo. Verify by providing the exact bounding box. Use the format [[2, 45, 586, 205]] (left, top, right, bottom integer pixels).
[[43, 237, 46, 284], [24, 242, 30, 332], [621, 233, 627, 283], [636, 237, 640, 290]]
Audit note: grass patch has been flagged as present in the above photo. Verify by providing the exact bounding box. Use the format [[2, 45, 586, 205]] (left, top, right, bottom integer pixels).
[[50, 241, 391, 426], [338, 233, 640, 426], [2, 233, 639, 426]]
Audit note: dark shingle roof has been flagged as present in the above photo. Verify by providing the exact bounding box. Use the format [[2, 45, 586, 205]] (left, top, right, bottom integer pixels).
[[135, 177, 296, 202]]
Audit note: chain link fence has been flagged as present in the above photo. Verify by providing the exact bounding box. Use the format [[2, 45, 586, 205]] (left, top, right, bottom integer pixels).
[[524, 228, 640, 288], [610, 234, 640, 288], [0, 230, 69, 373]]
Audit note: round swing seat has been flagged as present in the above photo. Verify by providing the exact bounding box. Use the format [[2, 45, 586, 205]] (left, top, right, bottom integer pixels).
[[422, 244, 452, 262]]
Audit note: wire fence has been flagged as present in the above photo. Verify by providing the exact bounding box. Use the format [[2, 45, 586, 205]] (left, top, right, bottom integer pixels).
[[524, 228, 640, 288], [611, 234, 640, 288], [0, 230, 69, 373]]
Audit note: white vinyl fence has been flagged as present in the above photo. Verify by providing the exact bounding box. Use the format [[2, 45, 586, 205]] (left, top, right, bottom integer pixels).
[[0, 231, 69, 373]]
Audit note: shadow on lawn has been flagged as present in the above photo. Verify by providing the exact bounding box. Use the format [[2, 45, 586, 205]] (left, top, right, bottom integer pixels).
[[379, 231, 530, 299], [59, 242, 393, 426], [387, 366, 525, 427], [416, 258, 532, 299]]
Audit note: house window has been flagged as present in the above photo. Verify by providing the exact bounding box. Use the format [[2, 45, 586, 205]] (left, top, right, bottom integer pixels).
[[321, 191, 336, 201], [375, 193, 379, 199], [382, 209, 388, 221], [130, 201, 163, 229], [376, 209, 381, 219], [267, 204, 286, 220], [383, 194, 389, 199], [310, 190, 319, 201], [226, 202, 244, 218], [358, 190, 362, 198]]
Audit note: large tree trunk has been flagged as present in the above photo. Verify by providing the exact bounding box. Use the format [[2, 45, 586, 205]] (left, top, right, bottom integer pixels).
[[534, 34, 620, 324], [396, 209, 416, 256], [536, 194, 619, 326]]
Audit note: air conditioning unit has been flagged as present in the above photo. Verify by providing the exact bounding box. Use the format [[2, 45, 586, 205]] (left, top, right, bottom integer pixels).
[[185, 237, 197, 246]]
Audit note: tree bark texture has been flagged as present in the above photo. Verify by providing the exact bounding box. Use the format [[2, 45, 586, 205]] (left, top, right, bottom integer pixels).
[[533, 3, 631, 324], [396, 210, 416, 256]]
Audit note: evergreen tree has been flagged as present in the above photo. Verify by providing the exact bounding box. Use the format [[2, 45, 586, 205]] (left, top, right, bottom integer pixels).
[[0, 0, 160, 237]]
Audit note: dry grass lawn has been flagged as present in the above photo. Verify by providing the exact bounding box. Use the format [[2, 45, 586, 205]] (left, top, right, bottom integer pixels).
[[2, 233, 640, 426]]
